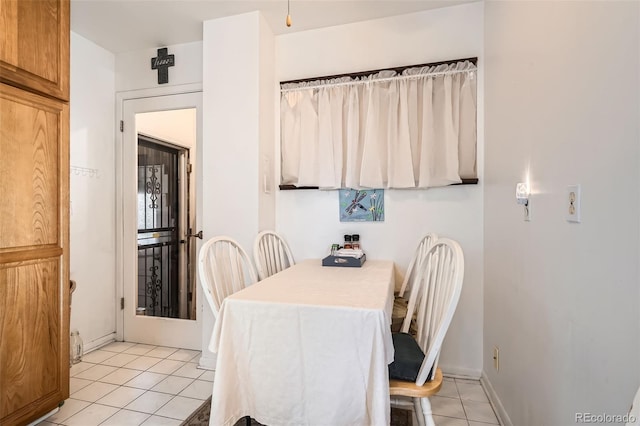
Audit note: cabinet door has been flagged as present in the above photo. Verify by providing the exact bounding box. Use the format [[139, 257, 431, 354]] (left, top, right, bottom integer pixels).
[[0, 82, 69, 425], [0, 0, 69, 101]]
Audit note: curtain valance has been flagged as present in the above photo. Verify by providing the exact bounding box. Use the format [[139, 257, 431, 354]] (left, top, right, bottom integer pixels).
[[280, 60, 477, 189]]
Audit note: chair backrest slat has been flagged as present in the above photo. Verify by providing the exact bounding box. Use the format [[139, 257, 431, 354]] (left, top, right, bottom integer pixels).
[[198, 236, 257, 317], [402, 238, 464, 386], [398, 233, 438, 298], [253, 231, 295, 280]]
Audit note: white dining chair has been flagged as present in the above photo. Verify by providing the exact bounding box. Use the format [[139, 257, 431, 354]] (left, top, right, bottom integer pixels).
[[253, 230, 295, 280], [198, 236, 258, 317], [392, 233, 438, 332], [389, 238, 464, 426]]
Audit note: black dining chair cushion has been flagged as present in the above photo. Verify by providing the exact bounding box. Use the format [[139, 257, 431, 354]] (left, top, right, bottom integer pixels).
[[389, 332, 425, 382]]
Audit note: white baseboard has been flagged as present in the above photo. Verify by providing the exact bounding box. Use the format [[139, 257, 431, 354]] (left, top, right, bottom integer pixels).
[[27, 407, 59, 426], [198, 354, 216, 371], [440, 365, 482, 380], [84, 332, 117, 353], [481, 371, 513, 426]]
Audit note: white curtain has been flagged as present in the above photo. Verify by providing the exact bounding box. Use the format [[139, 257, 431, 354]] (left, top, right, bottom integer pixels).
[[280, 61, 477, 189]]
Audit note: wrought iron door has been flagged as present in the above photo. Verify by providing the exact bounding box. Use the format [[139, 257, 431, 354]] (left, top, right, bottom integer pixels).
[[137, 136, 183, 318]]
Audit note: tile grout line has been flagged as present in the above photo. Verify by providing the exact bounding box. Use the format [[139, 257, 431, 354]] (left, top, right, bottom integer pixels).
[[453, 377, 501, 425], [60, 343, 190, 425]]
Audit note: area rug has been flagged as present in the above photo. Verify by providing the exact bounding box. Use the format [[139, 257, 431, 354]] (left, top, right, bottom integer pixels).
[[181, 398, 411, 426]]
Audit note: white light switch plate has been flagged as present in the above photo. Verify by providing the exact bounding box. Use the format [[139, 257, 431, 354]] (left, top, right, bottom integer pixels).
[[566, 184, 581, 223]]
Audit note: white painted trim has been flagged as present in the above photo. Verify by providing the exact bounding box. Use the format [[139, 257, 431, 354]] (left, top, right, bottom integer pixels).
[[440, 365, 482, 380], [27, 407, 59, 426], [114, 83, 203, 343], [116, 83, 202, 103], [84, 332, 116, 354], [119, 94, 202, 349], [115, 98, 124, 342], [481, 370, 513, 426], [198, 354, 216, 371]]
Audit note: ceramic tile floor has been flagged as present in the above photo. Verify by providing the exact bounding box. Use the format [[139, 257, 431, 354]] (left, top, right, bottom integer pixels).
[[36, 342, 213, 426], [36, 342, 499, 426], [429, 377, 500, 426]]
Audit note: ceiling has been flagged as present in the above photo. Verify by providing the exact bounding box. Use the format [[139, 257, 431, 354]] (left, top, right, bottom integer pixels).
[[71, 0, 474, 54]]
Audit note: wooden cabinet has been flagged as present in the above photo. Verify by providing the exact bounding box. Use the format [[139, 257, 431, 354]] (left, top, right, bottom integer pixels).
[[0, 0, 70, 424], [0, 0, 69, 101]]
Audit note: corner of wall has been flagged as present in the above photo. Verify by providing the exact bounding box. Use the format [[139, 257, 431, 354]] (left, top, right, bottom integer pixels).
[[439, 365, 482, 381], [480, 371, 513, 426], [258, 12, 277, 233], [70, 31, 117, 347]]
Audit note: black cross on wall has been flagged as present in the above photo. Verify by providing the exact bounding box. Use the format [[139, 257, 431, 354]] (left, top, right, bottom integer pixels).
[[151, 48, 175, 84]]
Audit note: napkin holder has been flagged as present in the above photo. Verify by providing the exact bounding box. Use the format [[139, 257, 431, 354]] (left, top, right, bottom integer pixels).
[[322, 253, 366, 267]]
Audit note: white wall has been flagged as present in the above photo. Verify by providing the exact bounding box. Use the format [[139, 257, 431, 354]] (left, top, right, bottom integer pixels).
[[202, 11, 276, 256], [116, 41, 202, 92], [70, 32, 117, 350], [258, 14, 277, 232], [137, 108, 196, 149], [483, 2, 640, 425], [201, 11, 276, 367], [275, 2, 484, 377]]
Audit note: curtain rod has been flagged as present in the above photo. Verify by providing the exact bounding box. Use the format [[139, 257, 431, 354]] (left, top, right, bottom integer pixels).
[[279, 178, 479, 190], [279, 57, 477, 86], [279, 66, 476, 93]]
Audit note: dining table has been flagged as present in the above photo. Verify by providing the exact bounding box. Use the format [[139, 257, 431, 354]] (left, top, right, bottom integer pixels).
[[208, 258, 396, 426]]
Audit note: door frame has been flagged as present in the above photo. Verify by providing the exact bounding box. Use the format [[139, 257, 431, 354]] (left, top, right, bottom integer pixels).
[[115, 84, 203, 347]]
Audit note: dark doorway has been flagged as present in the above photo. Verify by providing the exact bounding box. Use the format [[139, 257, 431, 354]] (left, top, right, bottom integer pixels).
[[136, 135, 182, 318]]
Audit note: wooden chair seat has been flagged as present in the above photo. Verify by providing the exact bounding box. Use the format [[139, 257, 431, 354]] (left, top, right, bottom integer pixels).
[[389, 368, 443, 398]]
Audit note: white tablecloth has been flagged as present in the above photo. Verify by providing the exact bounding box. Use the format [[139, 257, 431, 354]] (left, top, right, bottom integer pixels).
[[209, 259, 395, 426]]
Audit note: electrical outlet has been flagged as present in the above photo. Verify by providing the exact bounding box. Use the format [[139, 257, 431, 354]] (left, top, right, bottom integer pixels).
[[567, 184, 581, 223], [493, 346, 500, 371]]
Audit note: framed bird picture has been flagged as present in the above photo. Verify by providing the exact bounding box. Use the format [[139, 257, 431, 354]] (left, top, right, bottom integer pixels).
[[339, 189, 385, 222]]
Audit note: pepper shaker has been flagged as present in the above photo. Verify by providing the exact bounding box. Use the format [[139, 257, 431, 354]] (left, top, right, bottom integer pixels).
[[352, 234, 361, 250]]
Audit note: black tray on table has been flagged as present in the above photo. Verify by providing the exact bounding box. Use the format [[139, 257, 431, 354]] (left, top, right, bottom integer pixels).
[[321, 254, 366, 267]]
